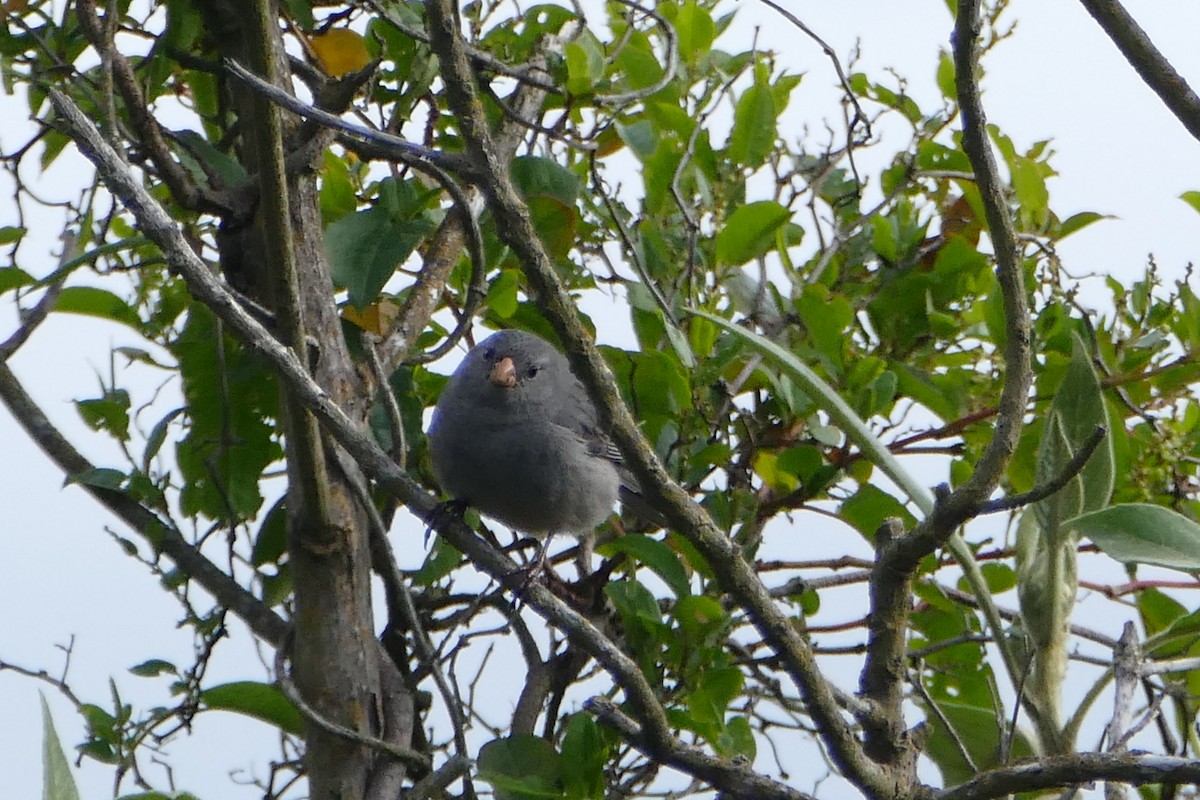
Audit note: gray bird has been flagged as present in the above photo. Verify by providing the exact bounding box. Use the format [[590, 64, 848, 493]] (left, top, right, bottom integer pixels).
[[428, 330, 656, 540]]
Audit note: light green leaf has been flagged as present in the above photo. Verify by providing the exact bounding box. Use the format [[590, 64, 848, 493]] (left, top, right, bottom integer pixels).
[[1180, 190, 1200, 215], [1035, 334, 1114, 527], [714, 201, 791, 266], [672, 0, 716, 65], [1066, 504, 1200, 571]]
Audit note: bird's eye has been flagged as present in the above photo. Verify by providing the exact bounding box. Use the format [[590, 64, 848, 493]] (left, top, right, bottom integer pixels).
[[526, 364, 540, 378], [483, 347, 496, 360]]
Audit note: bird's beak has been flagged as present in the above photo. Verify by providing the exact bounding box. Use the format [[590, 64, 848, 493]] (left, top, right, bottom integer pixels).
[[489, 356, 517, 388]]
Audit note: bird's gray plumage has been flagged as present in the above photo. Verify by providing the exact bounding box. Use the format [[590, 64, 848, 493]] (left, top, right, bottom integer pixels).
[[428, 330, 654, 536]]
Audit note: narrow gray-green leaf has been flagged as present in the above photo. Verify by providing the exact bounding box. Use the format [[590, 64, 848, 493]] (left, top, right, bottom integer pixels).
[[41, 693, 81, 800]]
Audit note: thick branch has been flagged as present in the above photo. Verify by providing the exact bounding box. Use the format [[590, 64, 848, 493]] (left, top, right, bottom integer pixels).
[[936, 753, 1200, 800], [859, 519, 916, 767], [1077, 0, 1200, 143]]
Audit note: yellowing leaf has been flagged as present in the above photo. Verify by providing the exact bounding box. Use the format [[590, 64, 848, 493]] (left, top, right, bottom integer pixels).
[[342, 300, 399, 334], [310, 29, 371, 78]]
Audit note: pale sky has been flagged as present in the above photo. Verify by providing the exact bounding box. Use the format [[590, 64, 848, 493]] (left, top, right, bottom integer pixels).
[[3, 2, 1199, 798]]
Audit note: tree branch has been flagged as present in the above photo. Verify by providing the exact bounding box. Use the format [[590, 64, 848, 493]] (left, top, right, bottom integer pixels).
[[1077, 0, 1200, 144], [419, 1, 896, 796], [936, 753, 1200, 800], [0, 360, 287, 645], [977, 426, 1108, 514], [47, 85, 807, 800], [75, 0, 235, 214]]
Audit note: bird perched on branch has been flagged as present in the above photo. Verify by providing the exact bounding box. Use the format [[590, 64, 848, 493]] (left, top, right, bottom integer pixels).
[[428, 329, 659, 550]]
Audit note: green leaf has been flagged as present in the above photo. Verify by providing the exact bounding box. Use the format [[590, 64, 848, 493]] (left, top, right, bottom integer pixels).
[[922, 699, 1035, 786], [76, 389, 132, 443], [1035, 334, 1114, 528], [478, 735, 563, 800], [1053, 211, 1110, 241], [688, 666, 743, 727], [715, 715, 756, 760], [487, 269, 521, 319], [142, 408, 185, 473], [690, 309, 935, 514], [200, 681, 304, 736], [0, 225, 26, 245], [1180, 190, 1200, 215], [601, 534, 690, 597], [605, 579, 663, 629], [672, 595, 727, 642], [250, 499, 288, 566], [510, 156, 581, 206], [727, 83, 776, 168], [173, 129, 249, 186], [714, 201, 791, 266], [413, 536, 464, 585], [564, 33, 604, 95], [327, 204, 432, 308], [840, 484, 915, 541], [672, 0, 715, 65], [935, 50, 956, 100], [65, 467, 127, 491], [129, 659, 178, 677], [0, 266, 36, 292], [560, 714, 607, 800], [615, 119, 657, 160], [53, 286, 141, 329], [41, 694, 81, 800], [1066, 504, 1200, 571]]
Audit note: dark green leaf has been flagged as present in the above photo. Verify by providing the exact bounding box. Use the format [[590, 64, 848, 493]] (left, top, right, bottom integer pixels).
[[602, 534, 690, 597], [201, 681, 303, 736], [478, 735, 562, 800], [327, 205, 432, 308], [0, 225, 26, 245], [53, 286, 140, 329], [129, 659, 178, 678], [65, 467, 127, 491], [560, 714, 607, 800], [0, 266, 35, 292], [715, 715, 756, 760]]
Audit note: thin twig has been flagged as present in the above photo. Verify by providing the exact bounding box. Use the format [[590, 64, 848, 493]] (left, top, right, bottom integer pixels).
[[978, 426, 1108, 514]]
